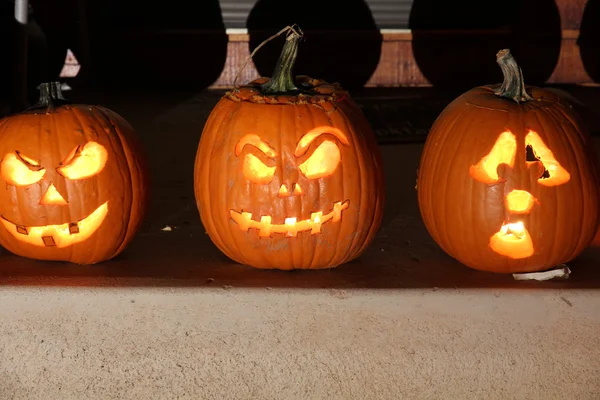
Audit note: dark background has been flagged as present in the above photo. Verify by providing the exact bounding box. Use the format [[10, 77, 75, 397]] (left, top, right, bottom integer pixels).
[[3, 0, 596, 102]]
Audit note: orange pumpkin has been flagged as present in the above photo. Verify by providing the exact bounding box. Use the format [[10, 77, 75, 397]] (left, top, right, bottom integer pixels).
[[0, 82, 150, 264], [417, 49, 600, 273], [194, 26, 385, 270]]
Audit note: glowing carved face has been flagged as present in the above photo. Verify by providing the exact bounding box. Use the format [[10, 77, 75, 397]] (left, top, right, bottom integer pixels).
[[0, 141, 109, 247], [230, 126, 351, 237], [469, 130, 570, 259]]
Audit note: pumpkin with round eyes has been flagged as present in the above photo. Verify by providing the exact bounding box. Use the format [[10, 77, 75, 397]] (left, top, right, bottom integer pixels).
[[417, 49, 600, 274], [194, 26, 385, 270], [0, 82, 150, 265]]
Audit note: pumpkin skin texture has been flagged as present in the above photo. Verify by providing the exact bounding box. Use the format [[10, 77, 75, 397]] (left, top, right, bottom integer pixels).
[[194, 27, 384, 270], [0, 82, 149, 265], [417, 50, 600, 274]]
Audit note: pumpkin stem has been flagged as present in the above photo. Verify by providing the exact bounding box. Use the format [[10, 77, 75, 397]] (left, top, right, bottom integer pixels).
[[260, 25, 304, 94], [494, 49, 534, 103], [34, 82, 69, 109]]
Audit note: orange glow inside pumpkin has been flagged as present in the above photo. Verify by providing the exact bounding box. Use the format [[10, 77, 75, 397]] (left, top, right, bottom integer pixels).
[[294, 126, 349, 157], [1, 141, 107, 187], [0, 141, 110, 248], [469, 131, 517, 184], [524, 130, 570, 186], [1, 201, 109, 248], [236, 134, 277, 184], [40, 184, 68, 205], [243, 153, 276, 184], [278, 184, 289, 197], [57, 141, 108, 180], [489, 221, 534, 259], [505, 190, 536, 213], [298, 140, 341, 179], [235, 134, 277, 158], [469, 130, 570, 259], [1, 152, 46, 186], [230, 200, 349, 237], [231, 127, 352, 237], [469, 130, 571, 187]]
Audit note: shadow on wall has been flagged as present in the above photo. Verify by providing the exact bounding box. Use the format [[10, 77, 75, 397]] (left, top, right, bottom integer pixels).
[[409, 0, 562, 91], [0, 2, 48, 107], [29, 0, 86, 86], [246, 0, 382, 90], [579, 0, 600, 83], [79, 0, 228, 90]]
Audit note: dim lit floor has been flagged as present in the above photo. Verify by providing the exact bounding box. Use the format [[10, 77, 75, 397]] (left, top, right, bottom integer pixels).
[[1, 85, 599, 399]]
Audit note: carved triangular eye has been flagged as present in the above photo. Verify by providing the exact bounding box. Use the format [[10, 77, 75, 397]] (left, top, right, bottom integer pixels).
[[524, 130, 570, 186], [469, 131, 517, 184]]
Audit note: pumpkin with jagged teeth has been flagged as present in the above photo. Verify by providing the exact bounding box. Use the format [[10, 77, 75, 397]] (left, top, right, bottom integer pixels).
[[194, 26, 385, 270]]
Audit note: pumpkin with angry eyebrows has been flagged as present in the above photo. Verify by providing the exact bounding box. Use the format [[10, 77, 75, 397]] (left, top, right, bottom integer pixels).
[[194, 26, 385, 270], [0, 82, 149, 265]]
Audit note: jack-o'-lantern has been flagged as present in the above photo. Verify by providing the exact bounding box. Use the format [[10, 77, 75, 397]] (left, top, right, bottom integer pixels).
[[194, 26, 385, 270], [0, 82, 150, 265], [417, 49, 600, 274]]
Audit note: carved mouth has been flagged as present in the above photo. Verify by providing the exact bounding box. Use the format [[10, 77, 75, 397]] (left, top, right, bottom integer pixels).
[[230, 200, 350, 237], [1, 202, 109, 248], [489, 221, 534, 259]]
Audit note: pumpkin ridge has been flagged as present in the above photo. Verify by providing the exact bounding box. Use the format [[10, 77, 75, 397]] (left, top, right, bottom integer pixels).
[[446, 105, 491, 264], [104, 115, 144, 259], [225, 101, 249, 263], [53, 108, 76, 260], [540, 105, 597, 259], [465, 102, 511, 113], [535, 108, 573, 262], [71, 106, 118, 262], [426, 103, 473, 252], [338, 103, 378, 260]]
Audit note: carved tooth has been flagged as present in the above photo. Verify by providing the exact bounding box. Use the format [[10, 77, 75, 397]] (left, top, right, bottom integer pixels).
[[69, 222, 80, 234], [332, 202, 343, 222], [259, 216, 272, 237], [310, 212, 323, 234], [16, 225, 28, 235], [42, 236, 56, 246], [237, 211, 253, 231], [284, 217, 298, 237]]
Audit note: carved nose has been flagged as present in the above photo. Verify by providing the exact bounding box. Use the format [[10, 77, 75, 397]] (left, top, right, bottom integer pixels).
[[40, 183, 68, 205], [278, 183, 303, 197], [505, 189, 536, 214]]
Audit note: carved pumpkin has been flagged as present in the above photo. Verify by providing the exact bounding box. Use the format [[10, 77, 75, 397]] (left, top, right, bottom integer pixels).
[[0, 82, 149, 264], [194, 26, 385, 270], [417, 49, 600, 274]]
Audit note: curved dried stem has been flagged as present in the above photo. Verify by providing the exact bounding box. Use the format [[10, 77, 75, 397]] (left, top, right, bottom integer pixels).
[[232, 24, 304, 91], [494, 49, 534, 103]]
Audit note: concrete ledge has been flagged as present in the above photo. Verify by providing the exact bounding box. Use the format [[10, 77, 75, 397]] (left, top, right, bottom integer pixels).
[[1, 287, 599, 399]]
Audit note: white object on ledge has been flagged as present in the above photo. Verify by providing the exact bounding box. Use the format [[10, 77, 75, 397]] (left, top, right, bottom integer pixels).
[[513, 265, 571, 281]]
